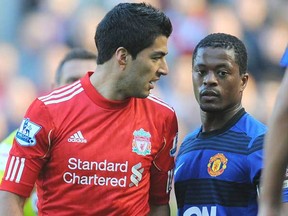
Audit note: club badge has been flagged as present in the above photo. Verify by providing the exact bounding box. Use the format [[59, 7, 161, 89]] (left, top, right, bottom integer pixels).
[[207, 153, 228, 177], [132, 128, 151, 156]]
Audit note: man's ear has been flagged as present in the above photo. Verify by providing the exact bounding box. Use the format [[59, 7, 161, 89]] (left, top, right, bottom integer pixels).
[[240, 73, 249, 92], [115, 47, 129, 69]]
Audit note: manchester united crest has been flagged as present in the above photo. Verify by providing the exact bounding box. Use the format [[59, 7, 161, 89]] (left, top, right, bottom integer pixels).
[[207, 153, 228, 177], [132, 128, 151, 156]]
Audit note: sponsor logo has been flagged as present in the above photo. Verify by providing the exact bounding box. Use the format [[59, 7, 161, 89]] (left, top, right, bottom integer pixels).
[[62, 158, 145, 188], [184, 206, 216, 216], [68, 131, 87, 143], [129, 162, 144, 187], [207, 153, 228, 177], [63, 158, 128, 187], [132, 129, 151, 156], [16, 118, 41, 146]]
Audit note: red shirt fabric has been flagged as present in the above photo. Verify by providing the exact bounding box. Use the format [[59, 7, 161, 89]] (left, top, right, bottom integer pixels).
[[0, 72, 178, 216]]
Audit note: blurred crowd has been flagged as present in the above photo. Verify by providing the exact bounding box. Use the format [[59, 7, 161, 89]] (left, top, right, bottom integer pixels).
[[0, 0, 287, 145]]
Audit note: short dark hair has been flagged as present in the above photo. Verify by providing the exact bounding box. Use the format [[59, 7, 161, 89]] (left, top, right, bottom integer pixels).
[[192, 33, 248, 75], [95, 2, 172, 64], [55, 48, 97, 84]]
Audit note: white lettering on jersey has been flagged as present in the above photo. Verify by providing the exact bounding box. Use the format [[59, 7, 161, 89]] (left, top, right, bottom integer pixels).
[[184, 206, 217, 216], [63, 158, 147, 188], [67, 158, 128, 172], [63, 172, 127, 187], [5, 156, 25, 183], [63, 157, 133, 187]]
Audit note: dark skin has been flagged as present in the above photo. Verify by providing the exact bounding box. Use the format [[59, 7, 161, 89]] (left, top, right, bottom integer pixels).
[[192, 47, 248, 132]]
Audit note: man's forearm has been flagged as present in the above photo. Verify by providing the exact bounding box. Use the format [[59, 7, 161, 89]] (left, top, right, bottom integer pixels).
[[0, 191, 25, 216]]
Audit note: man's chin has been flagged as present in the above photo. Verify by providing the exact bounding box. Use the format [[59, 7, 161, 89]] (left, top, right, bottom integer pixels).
[[135, 92, 149, 99], [200, 105, 222, 113]]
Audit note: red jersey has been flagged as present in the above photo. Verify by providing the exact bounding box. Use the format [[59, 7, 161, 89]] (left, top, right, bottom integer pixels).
[[0, 72, 178, 215]]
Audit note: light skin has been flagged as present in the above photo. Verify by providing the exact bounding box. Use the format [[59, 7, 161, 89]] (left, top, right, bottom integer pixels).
[[258, 67, 288, 216], [90, 35, 169, 101], [0, 55, 97, 216], [192, 47, 248, 131], [0, 36, 170, 216]]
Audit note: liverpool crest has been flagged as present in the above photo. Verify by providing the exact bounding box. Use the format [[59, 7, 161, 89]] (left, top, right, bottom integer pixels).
[[132, 128, 151, 156]]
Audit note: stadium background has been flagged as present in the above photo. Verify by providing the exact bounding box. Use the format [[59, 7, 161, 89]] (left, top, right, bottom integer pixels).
[[0, 0, 287, 215]]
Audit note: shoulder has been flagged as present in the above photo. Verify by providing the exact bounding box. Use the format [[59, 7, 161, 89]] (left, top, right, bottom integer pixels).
[[234, 113, 267, 150], [144, 94, 175, 113], [236, 113, 267, 138], [37, 80, 84, 106]]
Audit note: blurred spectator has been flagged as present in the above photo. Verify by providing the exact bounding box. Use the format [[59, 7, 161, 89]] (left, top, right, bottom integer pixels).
[[208, 3, 243, 38]]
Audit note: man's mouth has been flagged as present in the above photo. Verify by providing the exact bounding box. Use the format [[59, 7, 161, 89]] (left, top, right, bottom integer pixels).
[[149, 79, 159, 89], [200, 89, 219, 100]]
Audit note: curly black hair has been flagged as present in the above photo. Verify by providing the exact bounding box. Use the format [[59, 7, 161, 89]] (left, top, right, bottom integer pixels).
[[192, 33, 248, 75]]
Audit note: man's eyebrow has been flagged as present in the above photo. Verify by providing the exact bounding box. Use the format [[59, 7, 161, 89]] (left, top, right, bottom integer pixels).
[[194, 63, 231, 68], [152, 51, 168, 56]]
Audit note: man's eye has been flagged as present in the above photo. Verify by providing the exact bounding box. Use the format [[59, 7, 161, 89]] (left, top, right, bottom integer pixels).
[[196, 69, 205, 75], [218, 70, 228, 77], [152, 56, 162, 61]]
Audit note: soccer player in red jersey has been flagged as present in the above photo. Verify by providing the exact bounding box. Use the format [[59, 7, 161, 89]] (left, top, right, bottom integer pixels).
[[0, 48, 97, 216], [0, 3, 178, 216]]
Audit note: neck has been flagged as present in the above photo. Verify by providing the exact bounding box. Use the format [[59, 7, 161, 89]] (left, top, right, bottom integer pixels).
[[201, 105, 243, 132], [90, 64, 123, 101]]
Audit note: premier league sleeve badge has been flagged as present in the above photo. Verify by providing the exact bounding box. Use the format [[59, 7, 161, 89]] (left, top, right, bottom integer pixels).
[[16, 118, 42, 146]]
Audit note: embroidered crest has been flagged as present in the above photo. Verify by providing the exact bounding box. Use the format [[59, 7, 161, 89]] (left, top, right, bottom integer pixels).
[[16, 118, 41, 146], [207, 153, 228, 177], [132, 129, 151, 156]]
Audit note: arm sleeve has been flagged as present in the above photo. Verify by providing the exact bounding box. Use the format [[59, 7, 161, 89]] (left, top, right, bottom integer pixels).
[[0, 99, 54, 197], [247, 135, 264, 188], [149, 111, 178, 205], [248, 133, 288, 202]]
